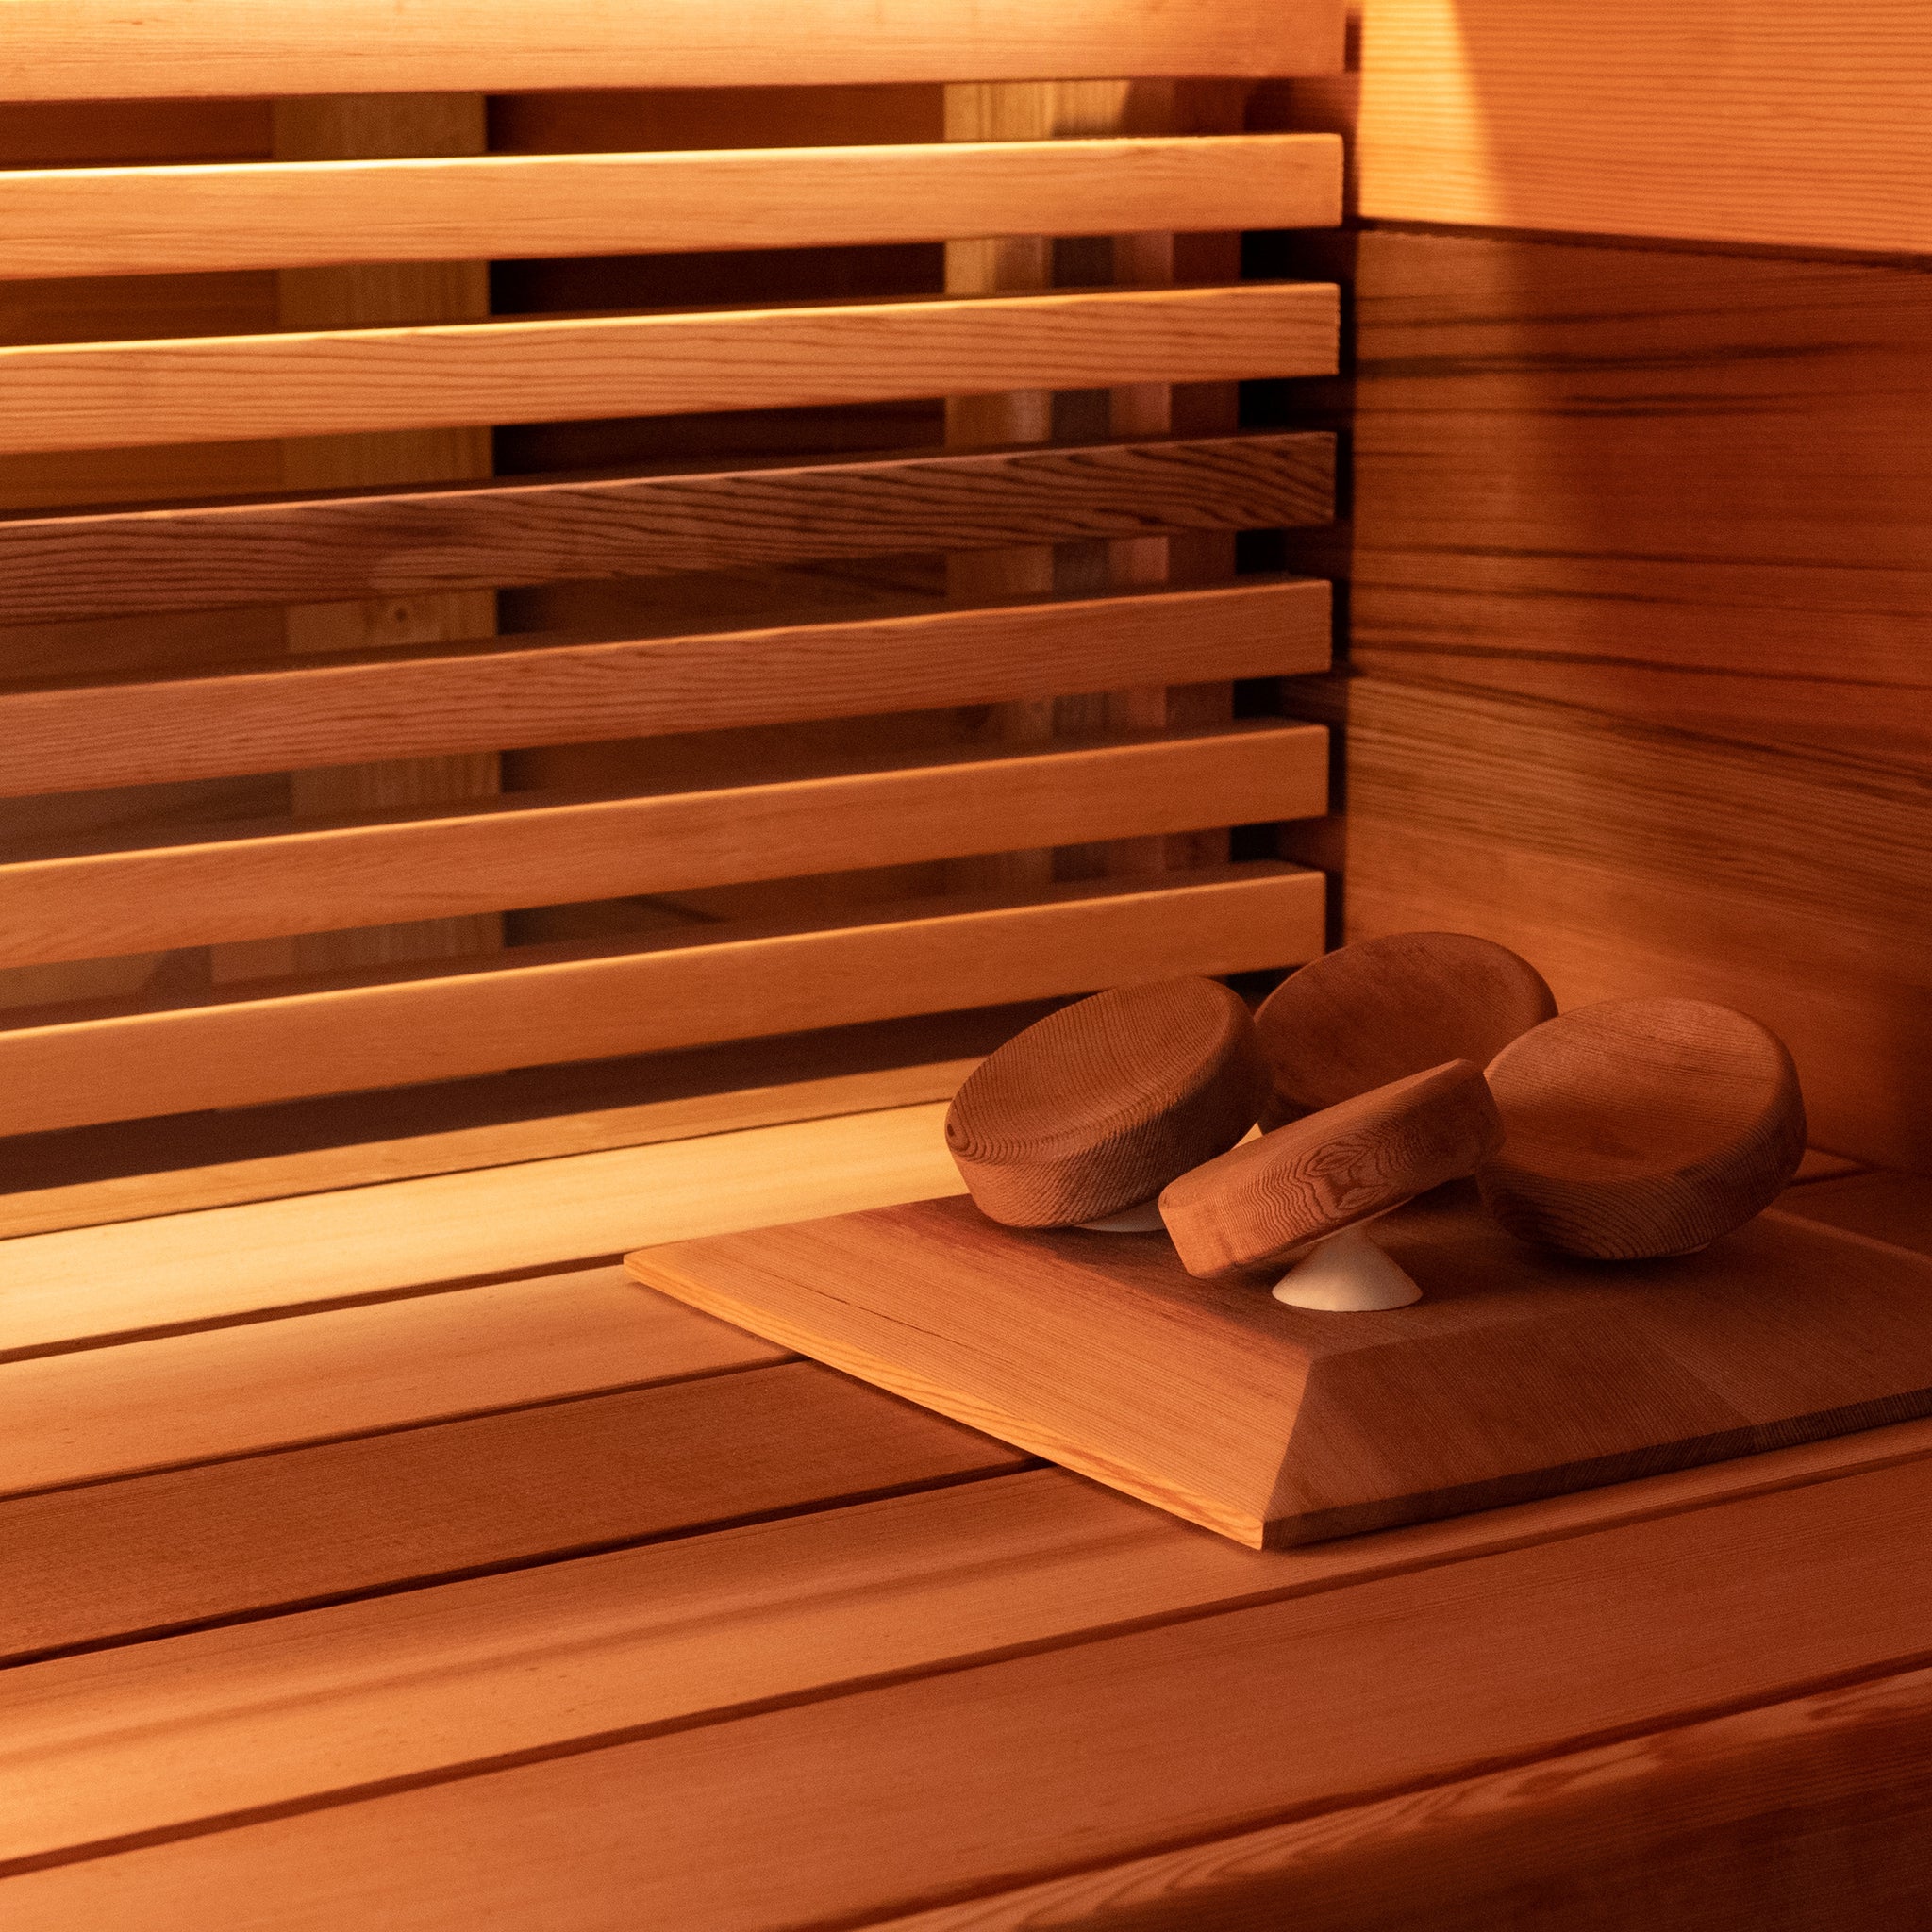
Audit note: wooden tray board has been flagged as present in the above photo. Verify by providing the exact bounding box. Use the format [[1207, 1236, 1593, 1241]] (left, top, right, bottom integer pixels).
[[625, 1185, 1932, 1547]]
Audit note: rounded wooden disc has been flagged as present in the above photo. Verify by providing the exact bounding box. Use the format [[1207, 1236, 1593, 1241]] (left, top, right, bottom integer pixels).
[[945, 978, 1268, 1228], [1478, 997, 1807, 1259], [1158, 1058, 1504, 1278], [1253, 931, 1556, 1128]]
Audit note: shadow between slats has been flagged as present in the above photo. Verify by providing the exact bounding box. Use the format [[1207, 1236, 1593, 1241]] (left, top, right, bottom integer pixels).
[[0, 724, 1329, 966], [0, 1360, 1032, 1666], [0, 431, 1333, 626], [0, 863, 1327, 1136]]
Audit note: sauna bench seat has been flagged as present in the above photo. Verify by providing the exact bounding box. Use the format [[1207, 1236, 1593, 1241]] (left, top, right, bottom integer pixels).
[[2, 1114, 1927, 1930]]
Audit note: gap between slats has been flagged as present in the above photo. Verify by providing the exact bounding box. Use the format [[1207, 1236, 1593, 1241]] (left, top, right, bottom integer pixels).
[[1, 576, 1331, 796], [3, 1174, 1928, 1860], [0, 282, 1340, 455], [8, 1438, 1932, 1924], [0, 136, 1342, 280], [0, 431, 1336, 626], [0, 864, 1327, 1136], [0, 724, 1329, 966]]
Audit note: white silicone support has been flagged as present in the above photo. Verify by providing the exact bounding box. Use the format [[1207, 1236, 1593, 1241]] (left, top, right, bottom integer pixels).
[[1272, 1220, 1423, 1311]]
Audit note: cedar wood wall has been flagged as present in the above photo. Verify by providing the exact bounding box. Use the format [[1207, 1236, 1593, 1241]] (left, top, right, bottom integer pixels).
[[1264, 0, 1932, 1173]]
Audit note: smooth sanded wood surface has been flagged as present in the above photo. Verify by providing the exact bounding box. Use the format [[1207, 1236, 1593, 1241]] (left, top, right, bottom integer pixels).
[[1331, 229, 1932, 1173], [10, 1445, 1932, 1929], [631, 1187, 1932, 1546], [0, 724, 1329, 967], [0, 136, 1342, 280], [1254, 930, 1555, 1124], [1357, 0, 1932, 254], [0, 0, 1347, 101], [3, 576, 1331, 796], [0, 1267, 789, 1497], [1161, 1060, 1502, 1274], [1480, 998, 1807, 1261], [11, 1416, 1932, 1876], [0, 1103, 966, 1357], [943, 979, 1268, 1228], [0, 864, 1324, 1138], [0, 1361, 1030, 1665], [0, 431, 1336, 627], [0, 282, 1341, 456]]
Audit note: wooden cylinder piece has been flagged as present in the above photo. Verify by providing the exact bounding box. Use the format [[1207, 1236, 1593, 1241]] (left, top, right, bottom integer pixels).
[[1479, 997, 1807, 1259], [1254, 930, 1556, 1128], [1159, 1058, 1504, 1278], [945, 977, 1269, 1228]]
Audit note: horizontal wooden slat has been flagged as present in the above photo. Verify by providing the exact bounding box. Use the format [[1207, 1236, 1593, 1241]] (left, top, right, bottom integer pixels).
[[2, 576, 1332, 797], [0, 1010, 1028, 1242], [0, 1104, 965, 1357], [0, 281, 1340, 455], [0, 430, 1335, 626], [880, 1666, 1932, 1930], [0, 724, 1329, 969], [1358, 0, 1932, 255], [0, 0, 1346, 101], [10, 1411, 1932, 1869], [0, 1266, 789, 1497], [0, 862, 1325, 1138], [0, 135, 1343, 282], [1777, 1172, 1932, 1258], [10, 1448, 1931, 1927], [0, 1362, 1028, 1666]]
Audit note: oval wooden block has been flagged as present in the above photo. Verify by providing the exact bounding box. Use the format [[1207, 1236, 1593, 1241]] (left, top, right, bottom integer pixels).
[[944, 978, 1268, 1228], [1159, 1059, 1504, 1278], [1254, 931, 1556, 1127], [1480, 997, 1807, 1260]]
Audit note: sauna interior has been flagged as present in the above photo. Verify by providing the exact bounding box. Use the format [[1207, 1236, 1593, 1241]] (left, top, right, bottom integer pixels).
[[3, 4, 1929, 1925]]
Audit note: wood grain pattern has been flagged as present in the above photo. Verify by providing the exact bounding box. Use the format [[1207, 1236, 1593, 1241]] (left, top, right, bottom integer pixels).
[[0, 1267, 788, 1496], [0, 1103, 966, 1357], [1254, 930, 1555, 1125], [1357, 0, 1932, 253], [257, 90, 503, 979], [12, 1447, 1932, 1928], [0, 283, 1340, 456], [1161, 1060, 1502, 1274], [13, 1416, 1932, 1876], [944, 978, 1267, 1227], [0, 1361, 1028, 1665], [1330, 229, 1932, 1173], [0, 864, 1324, 1137], [1329, 677, 1932, 1178], [631, 1187, 1932, 1545], [1342, 232, 1932, 766], [0, 431, 1335, 626], [4, 577, 1331, 796], [0, 136, 1342, 280], [879, 1663, 1932, 1931], [0, 0, 1346, 100], [1481, 998, 1807, 1260], [0, 725, 1329, 968]]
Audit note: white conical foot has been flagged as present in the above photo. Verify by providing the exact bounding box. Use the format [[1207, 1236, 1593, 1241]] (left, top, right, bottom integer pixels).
[[1272, 1221, 1422, 1311], [1078, 1197, 1167, 1234]]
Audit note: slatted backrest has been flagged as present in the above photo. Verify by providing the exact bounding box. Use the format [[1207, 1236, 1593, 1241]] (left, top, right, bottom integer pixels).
[[0, 2, 1344, 1171]]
